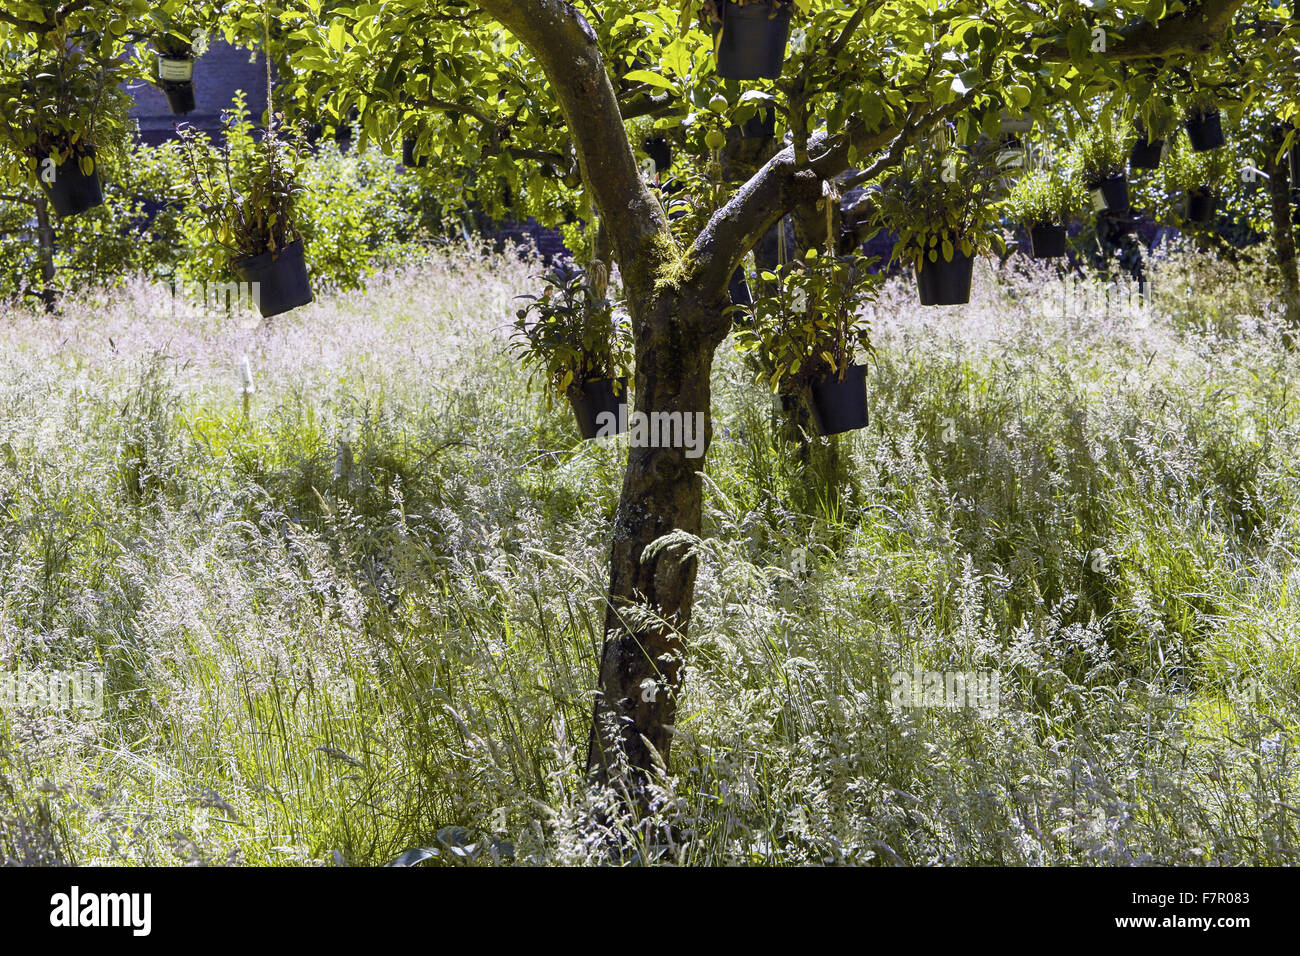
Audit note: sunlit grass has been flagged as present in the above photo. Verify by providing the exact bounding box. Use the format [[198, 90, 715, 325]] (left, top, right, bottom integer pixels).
[[1, 238, 1298, 865]]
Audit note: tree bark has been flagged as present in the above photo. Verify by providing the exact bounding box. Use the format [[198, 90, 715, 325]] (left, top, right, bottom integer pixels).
[[1265, 128, 1300, 346], [34, 196, 58, 312], [586, 292, 724, 806]]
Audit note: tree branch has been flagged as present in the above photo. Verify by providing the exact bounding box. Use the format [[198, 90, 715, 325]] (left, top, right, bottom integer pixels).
[[1039, 0, 1249, 61], [474, 0, 669, 298], [685, 118, 897, 301]]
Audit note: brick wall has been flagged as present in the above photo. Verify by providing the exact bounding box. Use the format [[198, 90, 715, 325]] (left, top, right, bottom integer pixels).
[[127, 38, 270, 144]]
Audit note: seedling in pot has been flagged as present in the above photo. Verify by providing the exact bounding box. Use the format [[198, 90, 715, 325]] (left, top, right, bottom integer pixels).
[[176, 107, 315, 319], [510, 262, 632, 441], [876, 138, 1007, 306], [735, 246, 879, 436], [1073, 117, 1133, 214]]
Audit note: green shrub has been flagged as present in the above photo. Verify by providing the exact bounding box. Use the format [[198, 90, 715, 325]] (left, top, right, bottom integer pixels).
[[0, 96, 445, 300]]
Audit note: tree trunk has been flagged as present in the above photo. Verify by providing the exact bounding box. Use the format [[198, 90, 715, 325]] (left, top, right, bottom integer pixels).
[[585, 293, 721, 807], [34, 196, 58, 312], [1265, 128, 1300, 346]]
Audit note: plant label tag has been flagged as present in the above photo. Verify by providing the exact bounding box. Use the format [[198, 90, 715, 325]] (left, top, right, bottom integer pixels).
[[159, 58, 194, 82], [1090, 188, 1106, 212]]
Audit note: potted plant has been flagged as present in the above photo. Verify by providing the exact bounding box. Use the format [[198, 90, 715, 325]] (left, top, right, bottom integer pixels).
[[1130, 123, 1165, 171], [401, 128, 428, 169], [1184, 96, 1226, 152], [0, 46, 130, 219], [150, 2, 217, 116], [1004, 164, 1077, 259], [736, 248, 876, 436], [877, 145, 1006, 306], [1158, 137, 1231, 227], [511, 263, 632, 441], [643, 133, 672, 175], [176, 112, 314, 318], [1074, 119, 1132, 214], [155, 32, 199, 115], [703, 0, 794, 81]]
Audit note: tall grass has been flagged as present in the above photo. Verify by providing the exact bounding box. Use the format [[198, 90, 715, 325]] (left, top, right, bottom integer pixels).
[[1, 239, 1298, 865]]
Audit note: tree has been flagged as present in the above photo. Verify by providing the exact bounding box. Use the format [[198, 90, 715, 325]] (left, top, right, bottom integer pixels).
[[248, 0, 1274, 813], [0, 0, 222, 302], [3, 0, 1280, 814]]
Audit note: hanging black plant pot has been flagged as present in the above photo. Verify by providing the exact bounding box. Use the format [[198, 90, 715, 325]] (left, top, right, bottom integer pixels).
[[157, 55, 194, 83], [402, 136, 427, 169], [1087, 173, 1130, 214], [161, 80, 196, 115], [1186, 188, 1216, 224], [1130, 132, 1164, 170], [40, 147, 104, 218], [568, 377, 628, 440], [334, 123, 353, 152], [740, 107, 777, 141], [809, 363, 868, 436], [917, 250, 974, 306], [231, 239, 314, 318], [1029, 224, 1067, 259], [1185, 110, 1225, 152], [644, 134, 671, 174], [728, 266, 752, 306], [713, 1, 792, 81]]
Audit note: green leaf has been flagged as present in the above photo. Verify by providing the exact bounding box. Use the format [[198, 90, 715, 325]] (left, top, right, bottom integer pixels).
[[623, 69, 674, 91], [328, 21, 348, 53]]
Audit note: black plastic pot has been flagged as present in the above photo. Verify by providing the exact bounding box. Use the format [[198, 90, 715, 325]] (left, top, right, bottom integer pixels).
[[917, 250, 974, 306], [713, 1, 792, 81], [1130, 134, 1164, 170], [809, 363, 868, 436], [644, 134, 671, 174], [401, 136, 427, 169], [40, 148, 104, 218], [1187, 188, 1216, 224], [1185, 111, 1225, 152], [162, 80, 196, 115], [1087, 173, 1130, 214], [1029, 224, 1067, 259], [334, 123, 353, 152], [569, 377, 628, 441], [728, 266, 752, 306], [231, 239, 314, 318], [740, 107, 777, 140]]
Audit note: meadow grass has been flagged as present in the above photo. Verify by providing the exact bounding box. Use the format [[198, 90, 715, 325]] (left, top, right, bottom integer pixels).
[[1, 239, 1298, 865]]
